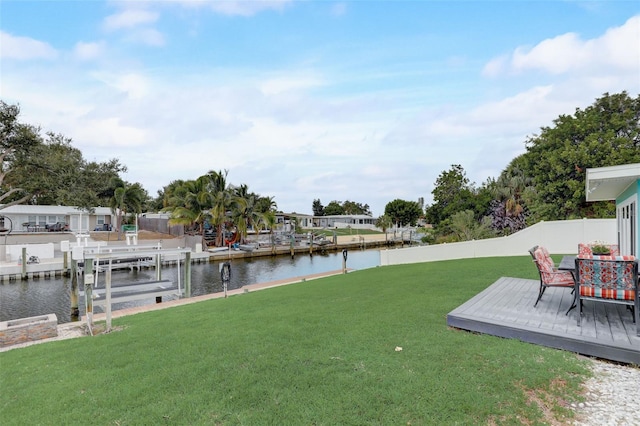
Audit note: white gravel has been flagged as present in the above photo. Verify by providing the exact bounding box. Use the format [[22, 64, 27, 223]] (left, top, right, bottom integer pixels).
[[572, 358, 640, 426]]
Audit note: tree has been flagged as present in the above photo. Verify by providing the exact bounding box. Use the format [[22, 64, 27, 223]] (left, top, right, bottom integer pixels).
[[424, 164, 476, 225], [521, 91, 640, 221], [109, 178, 147, 237], [165, 176, 215, 240], [1, 101, 126, 211], [1, 101, 43, 208], [312, 199, 324, 216], [384, 199, 422, 227], [342, 200, 371, 215], [489, 161, 535, 235], [323, 200, 345, 216], [262, 210, 278, 255], [376, 214, 392, 243], [448, 210, 495, 242]]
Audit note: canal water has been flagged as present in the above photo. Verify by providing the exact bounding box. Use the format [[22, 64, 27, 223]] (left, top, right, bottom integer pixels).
[[0, 249, 381, 324]]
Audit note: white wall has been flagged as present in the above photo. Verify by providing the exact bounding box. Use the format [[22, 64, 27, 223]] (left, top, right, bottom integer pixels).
[[380, 218, 616, 266], [5, 243, 55, 262]]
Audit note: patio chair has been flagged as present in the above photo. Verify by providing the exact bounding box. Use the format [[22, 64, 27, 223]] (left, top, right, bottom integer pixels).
[[529, 246, 575, 307], [575, 256, 639, 336]]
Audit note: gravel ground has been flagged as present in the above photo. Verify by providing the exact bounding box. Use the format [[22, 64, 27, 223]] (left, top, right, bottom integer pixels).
[[572, 359, 640, 426]]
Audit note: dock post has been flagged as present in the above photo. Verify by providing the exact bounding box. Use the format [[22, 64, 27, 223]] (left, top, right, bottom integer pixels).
[[155, 254, 161, 281], [21, 247, 27, 280], [105, 259, 112, 331], [184, 251, 191, 298], [290, 234, 295, 258], [70, 259, 79, 318], [84, 256, 94, 332]]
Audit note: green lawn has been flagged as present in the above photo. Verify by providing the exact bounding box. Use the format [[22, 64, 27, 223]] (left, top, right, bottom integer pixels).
[[0, 256, 589, 425]]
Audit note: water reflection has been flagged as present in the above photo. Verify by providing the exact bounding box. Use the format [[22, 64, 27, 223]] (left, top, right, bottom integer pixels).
[[0, 249, 380, 324]]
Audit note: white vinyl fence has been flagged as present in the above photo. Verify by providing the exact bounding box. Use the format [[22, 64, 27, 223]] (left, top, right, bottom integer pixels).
[[380, 218, 616, 266]]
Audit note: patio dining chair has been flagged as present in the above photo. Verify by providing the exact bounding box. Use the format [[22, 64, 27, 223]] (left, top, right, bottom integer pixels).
[[529, 246, 575, 307]]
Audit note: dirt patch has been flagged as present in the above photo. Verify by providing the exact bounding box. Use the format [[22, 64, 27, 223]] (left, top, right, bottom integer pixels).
[[89, 230, 179, 242]]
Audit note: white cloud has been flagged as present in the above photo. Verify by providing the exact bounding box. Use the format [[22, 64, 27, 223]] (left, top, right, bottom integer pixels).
[[92, 71, 151, 100], [259, 75, 325, 95], [487, 15, 640, 76], [205, 0, 293, 16], [103, 9, 159, 32], [73, 41, 105, 61], [125, 28, 165, 46], [0, 31, 58, 60]]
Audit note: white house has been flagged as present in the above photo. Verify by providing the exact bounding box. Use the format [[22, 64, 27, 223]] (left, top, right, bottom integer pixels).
[[0, 205, 115, 233], [313, 214, 376, 229], [585, 163, 640, 256]]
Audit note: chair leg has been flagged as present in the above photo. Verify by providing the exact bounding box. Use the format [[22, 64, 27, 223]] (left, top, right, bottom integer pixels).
[[534, 284, 546, 307], [577, 300, 583, 327]]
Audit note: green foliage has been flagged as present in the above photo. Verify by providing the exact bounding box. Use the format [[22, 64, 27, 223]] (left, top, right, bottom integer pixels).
[[448, 210, 495, 242], [0, 257, 589, 425], [323, 200, 345, 215], [314, 199, 371, 216], [375, 214, 392, 233], [384, 198, 422, 226], [521, 91, 640, 221], [425, 164, 478, 225], [1, 101, 125, 211], [312, 198, 324, 216]]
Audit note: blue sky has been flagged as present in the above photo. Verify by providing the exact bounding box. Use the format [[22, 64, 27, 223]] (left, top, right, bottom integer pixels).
[[2, 1, 639, 216]]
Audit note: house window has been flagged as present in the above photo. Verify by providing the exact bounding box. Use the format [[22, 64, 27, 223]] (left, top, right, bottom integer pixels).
[[96, 215, 106, 226]]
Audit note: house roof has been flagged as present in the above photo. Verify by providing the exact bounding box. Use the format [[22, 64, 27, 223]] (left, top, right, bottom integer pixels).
[[585, 163, 640, 202]]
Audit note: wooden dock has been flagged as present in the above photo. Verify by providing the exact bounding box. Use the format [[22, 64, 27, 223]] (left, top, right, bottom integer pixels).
[[447, 277, 640, 364]]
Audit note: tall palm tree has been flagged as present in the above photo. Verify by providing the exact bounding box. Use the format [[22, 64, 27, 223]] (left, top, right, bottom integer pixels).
[[206, 170, 236, 247], [164, 177, 213, 243], [376, 214, 392, 244], [109, 178, 146, 240], [262, 210, 277, 255]]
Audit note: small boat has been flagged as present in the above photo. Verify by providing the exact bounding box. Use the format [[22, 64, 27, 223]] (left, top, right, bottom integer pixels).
[[236, 243, 258, 252], [207, 247, 228, 253]]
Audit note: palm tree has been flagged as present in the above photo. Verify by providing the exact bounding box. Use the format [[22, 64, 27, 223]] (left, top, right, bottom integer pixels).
[[376, 214, 392, 244], [262, 210, 277, 255], [164, 177, 213, 245], [206, 170, 236, 247], [109, 178, 146, 240]]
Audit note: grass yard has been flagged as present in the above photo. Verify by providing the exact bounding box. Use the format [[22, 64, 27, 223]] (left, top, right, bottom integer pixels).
[[0, 256, 590, 425]]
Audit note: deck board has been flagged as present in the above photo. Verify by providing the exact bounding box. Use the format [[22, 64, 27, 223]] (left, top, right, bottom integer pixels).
[[447, 277, 640, 364]]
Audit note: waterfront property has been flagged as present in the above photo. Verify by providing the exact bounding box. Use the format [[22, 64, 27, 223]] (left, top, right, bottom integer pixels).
[[0, 204, 114, 233]]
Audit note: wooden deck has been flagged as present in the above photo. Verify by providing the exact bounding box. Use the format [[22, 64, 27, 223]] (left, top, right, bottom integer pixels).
[[447, 277, 640, 364]]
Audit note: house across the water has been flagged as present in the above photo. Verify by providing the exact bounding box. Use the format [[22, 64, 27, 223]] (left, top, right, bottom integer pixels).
[[0, 205, 115, 233]]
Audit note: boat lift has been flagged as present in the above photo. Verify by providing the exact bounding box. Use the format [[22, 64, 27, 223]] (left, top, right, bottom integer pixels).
[[73, 245, 193, 333]]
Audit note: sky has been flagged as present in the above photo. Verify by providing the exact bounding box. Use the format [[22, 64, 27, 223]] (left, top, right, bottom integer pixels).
[[1, 1, 639, 217]]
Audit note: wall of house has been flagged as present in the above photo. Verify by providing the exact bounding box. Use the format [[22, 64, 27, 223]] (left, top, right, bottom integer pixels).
[[380, 218, 616, 266], [616, 179, 640, 256]]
